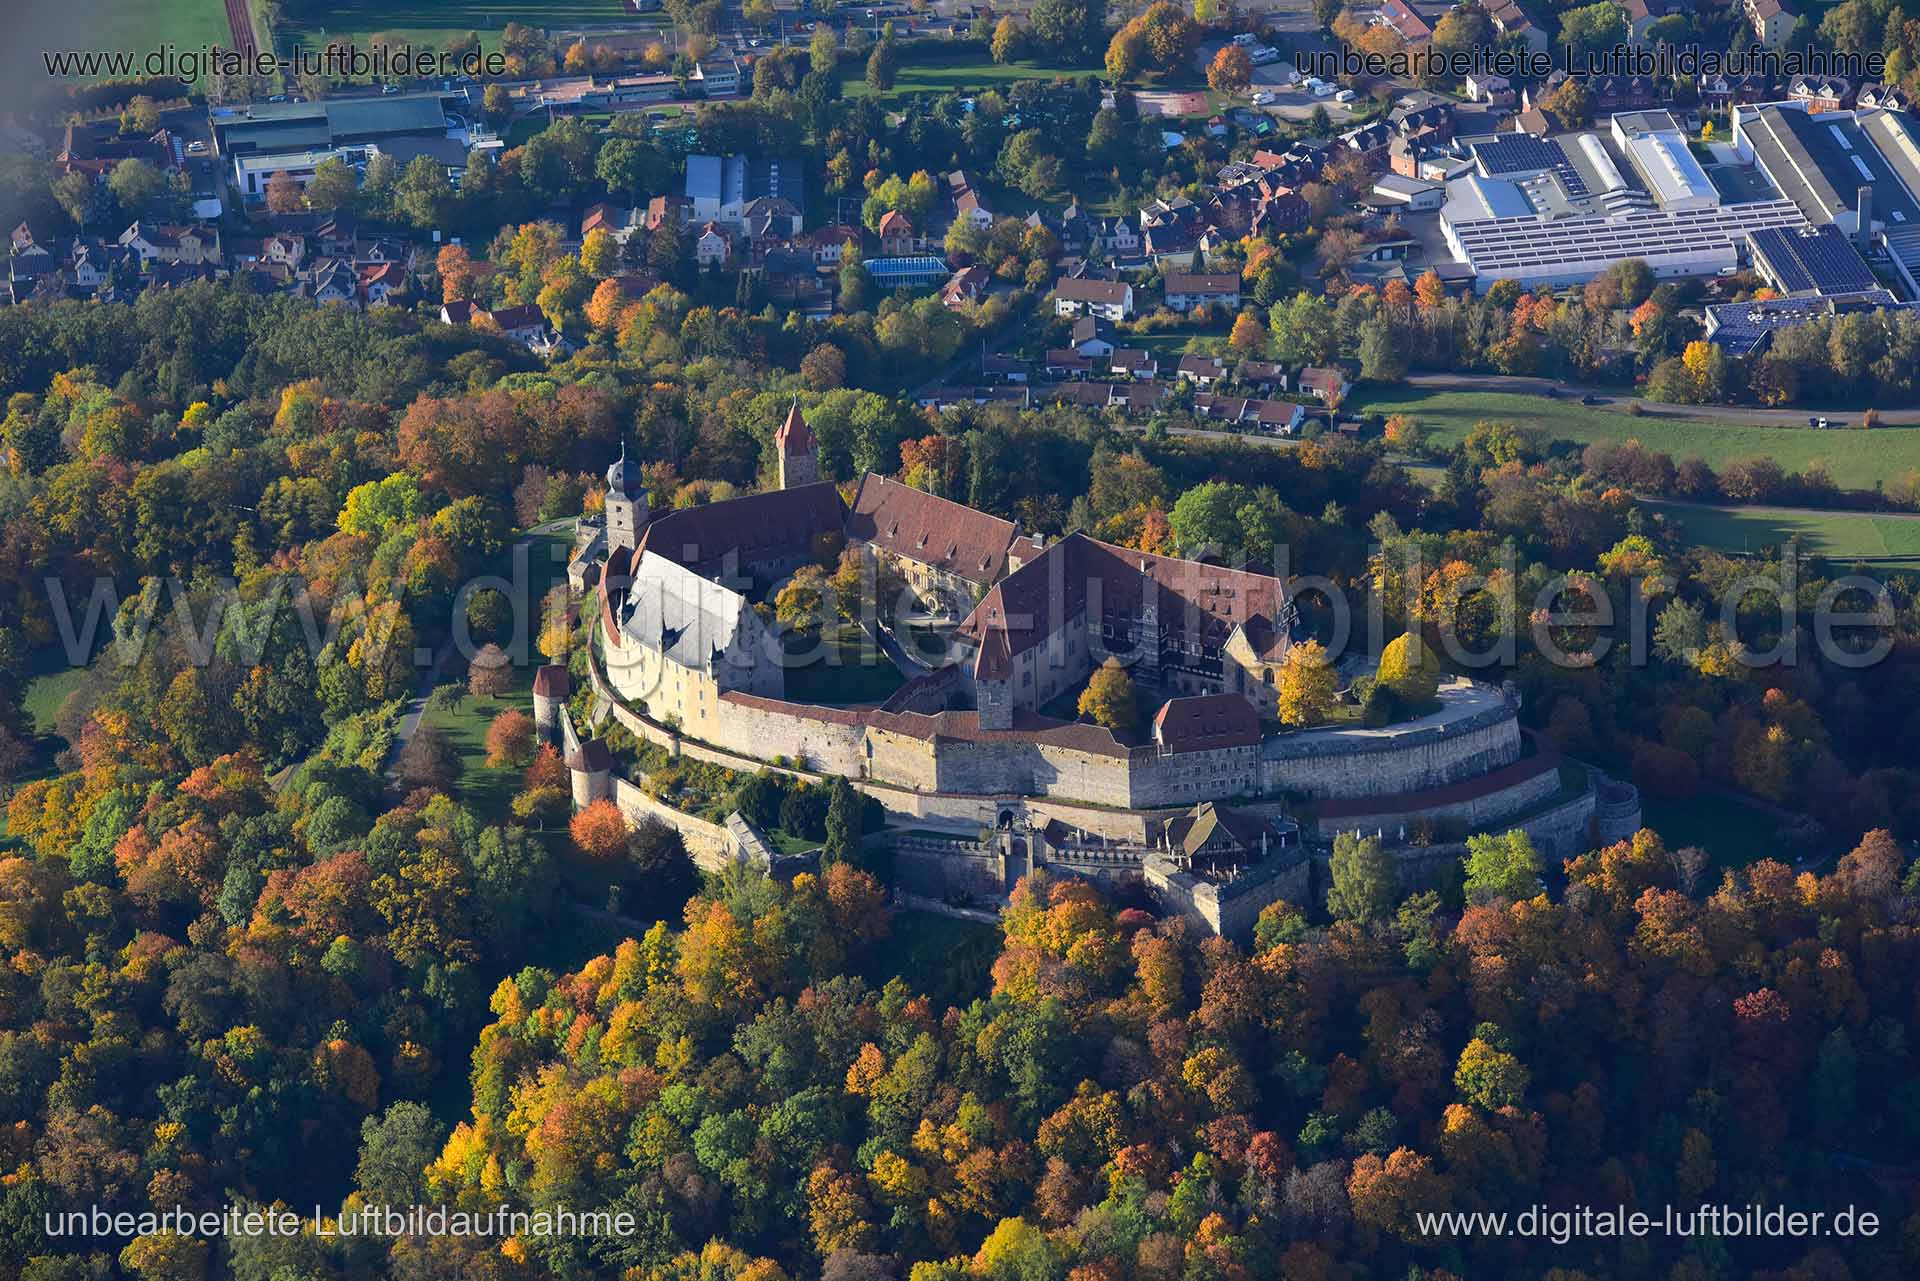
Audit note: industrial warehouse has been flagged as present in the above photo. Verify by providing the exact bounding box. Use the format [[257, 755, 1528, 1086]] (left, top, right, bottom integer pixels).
[[1425, 99, 1920, 305]]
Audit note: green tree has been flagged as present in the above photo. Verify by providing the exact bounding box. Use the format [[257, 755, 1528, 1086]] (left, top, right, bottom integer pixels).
[[1463, 830, 1543, 903], [305, 155, 358, 212], [866, 26, 901, 91], [1031, 0, 1107, 61], [1455, 1035, 1529, 1110], [106, 159, 165, 214], [1326, 830, 1398, 923], [810, 24, 839, 75]]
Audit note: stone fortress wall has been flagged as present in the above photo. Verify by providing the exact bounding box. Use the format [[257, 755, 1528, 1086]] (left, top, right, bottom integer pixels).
[[589, 625, 1564, 837]]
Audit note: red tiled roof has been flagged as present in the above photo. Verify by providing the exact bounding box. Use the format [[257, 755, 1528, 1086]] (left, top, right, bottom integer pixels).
[[1163, 272, 1240, 294], [1055, 277, 1130, 304], [776, 401, 816, 455], [637, 481, 845, 575], [847, 473, 1019, 587], [957, 533, 1291, 682], [1153, 694, 1260, 752]]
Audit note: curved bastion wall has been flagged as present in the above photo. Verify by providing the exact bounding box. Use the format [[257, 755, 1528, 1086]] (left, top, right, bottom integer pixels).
[[594, 612, 1529, 816]]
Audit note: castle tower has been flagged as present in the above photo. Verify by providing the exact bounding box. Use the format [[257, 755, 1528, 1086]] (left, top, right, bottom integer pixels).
[[605, 442, 647, 556], [532, 664, 569, 744], [776, 401, 821, 489]]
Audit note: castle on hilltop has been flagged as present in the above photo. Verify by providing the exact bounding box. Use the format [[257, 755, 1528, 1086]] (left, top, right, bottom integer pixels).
[[546, 404, 1632, 936]]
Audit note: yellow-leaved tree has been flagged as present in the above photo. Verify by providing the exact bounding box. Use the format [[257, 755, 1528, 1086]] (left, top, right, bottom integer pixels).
[[1277, 638, 1338, 727]]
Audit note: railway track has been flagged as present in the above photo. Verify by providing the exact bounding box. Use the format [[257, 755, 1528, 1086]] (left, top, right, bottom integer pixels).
[[224, 0, 259, 62]]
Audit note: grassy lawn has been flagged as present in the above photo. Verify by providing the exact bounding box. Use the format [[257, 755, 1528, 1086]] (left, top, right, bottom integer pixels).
[[24, 666, 87, 737], [1353, 390, 1920, 492], [59, 1, 232, 84], [416, 525, 577, 821], [863, 908, 1002, 1011], [1641, 791, 1784, 882], [277, 0, 620, 55], [839, 53, 1084, 100], [783, 622, 906, 706], [1640, 500, 1920, 566], [418, 687, 528, 821]]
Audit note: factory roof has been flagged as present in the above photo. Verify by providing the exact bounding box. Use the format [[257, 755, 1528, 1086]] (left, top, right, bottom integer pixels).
[[1447, 198, 1808, 277], [1740, 104, 1920, 228], [1747, 224, 1879, 294]]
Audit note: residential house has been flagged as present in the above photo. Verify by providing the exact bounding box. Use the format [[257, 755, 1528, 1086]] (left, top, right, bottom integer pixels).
[[1092, 215, 1141, 258], [358, 261, 408, 306], [742, 196, 802, 243], [118, 222, 222, 266], [645, 194, 693, 230], [1053, 276, 1135, 321], [1044, 349, 1094, 378], [1070, 316, 1116, 358], [1466, 73, 1516, 107], [1857, 82, 1911, 111], [983, 353, 1029, 383], [1486, 0, 1548, 50], [1789, 75, 1852, 112], [1698, 71, 1776, 109], [1375, 0, 1432, 44], [1177, 355, 1227, 389], [488, 304, 551, 345], [1341, 122, 1395, 169], [947, 170, 993, 229], [303, 258, 358, 306], [1745, 0, 1798, 48], [581, 202, 627, 238], [877, 210, 917, 256], [941, 264, 990, 308], [1298, 366, 1349, 404], [1163, 272, 1242, 313], [261, 233, 305, 271], [1620, 0, 1687, 38], [694, 221, 731, 267], [806, 225, 863, 265], [1110, 348, 1158, 380], [1238, 360, 1288, 391]]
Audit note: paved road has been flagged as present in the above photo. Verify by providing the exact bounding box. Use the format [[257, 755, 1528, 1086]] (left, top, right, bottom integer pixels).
[[1399, 373, 1920, 427]]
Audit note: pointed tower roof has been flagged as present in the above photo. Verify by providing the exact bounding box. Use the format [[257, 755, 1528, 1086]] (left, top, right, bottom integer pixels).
[[776, 401, 816, 456], [607, 440, 640, 496]]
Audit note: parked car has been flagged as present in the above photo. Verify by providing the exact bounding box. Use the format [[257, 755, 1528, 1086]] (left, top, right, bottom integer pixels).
[[1335, 89, 1357, 102], [1251, 91, 1276, 105], [1232, 32, 1258, 46]]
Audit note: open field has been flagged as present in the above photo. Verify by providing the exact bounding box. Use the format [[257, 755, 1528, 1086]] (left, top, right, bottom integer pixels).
[[275, 0, 623, 55], [838, 53, 1085, 100], [1352, 389, 1920, 492], [64, 0, 232, 83], [1641, 499, 1920, 566]]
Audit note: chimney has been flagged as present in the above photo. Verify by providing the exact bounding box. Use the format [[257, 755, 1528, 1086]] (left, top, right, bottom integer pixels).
[[1857, 185, 1875, 248]]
